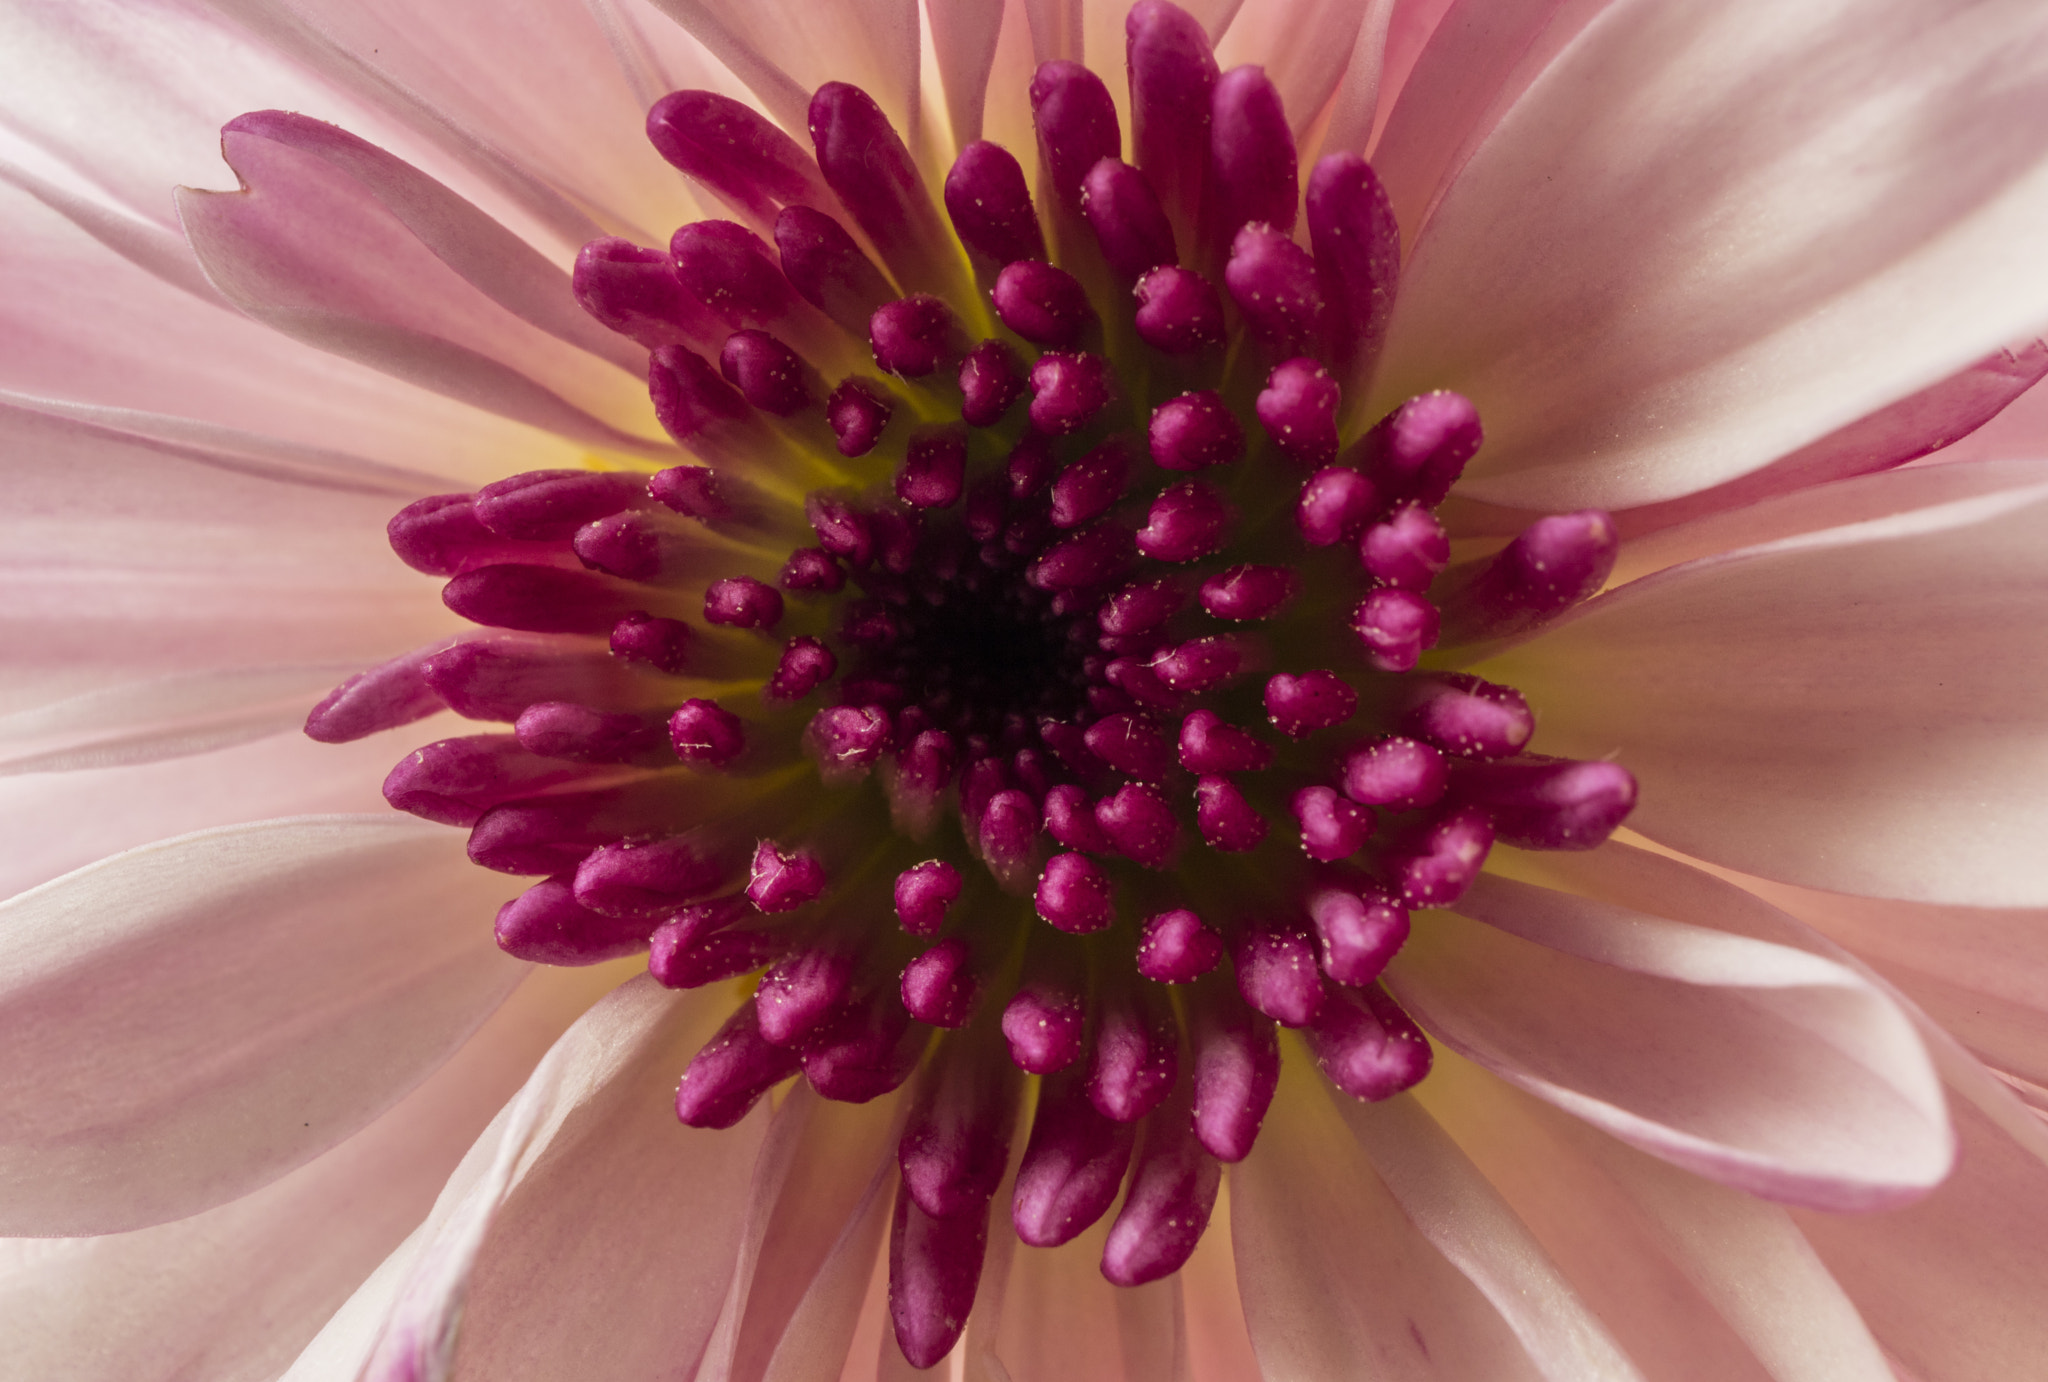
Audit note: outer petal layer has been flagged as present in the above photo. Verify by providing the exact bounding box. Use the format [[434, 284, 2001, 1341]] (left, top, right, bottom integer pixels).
[[0, 815, 522, 1234], [1492, 471, 2048, 905]]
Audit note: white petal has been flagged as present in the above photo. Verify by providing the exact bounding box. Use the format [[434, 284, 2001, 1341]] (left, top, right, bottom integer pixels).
[[1375, 0, 2048, 510], [1491, 477, 2048, 904], [0, 815, 523, 1234]]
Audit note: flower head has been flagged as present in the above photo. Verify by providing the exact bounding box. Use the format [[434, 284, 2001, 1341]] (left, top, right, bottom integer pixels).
[[4, 0, 2048, 1378]]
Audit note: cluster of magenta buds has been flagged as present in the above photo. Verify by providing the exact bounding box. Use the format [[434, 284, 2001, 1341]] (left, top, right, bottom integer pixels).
[[308, 1, 1635, 1365]]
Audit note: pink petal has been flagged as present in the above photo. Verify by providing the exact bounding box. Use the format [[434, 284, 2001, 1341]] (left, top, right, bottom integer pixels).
[[0, 960, 617, 1382], [971, 1213, 1187, 1382], [360, 977, 771, 1382], [1375, 0, 2048, 510], [1295, 0, 1400, 165], [646, 0, 922, 143], [0, 815, 524, 1235], [1387, 863, 1952, 1210], [0, 193, 577, 479], [1611, 340, 2048, 539], [696, 1084, 906, 1382], [927, 0, 1007, 149], [1364, 0, 1602, 251], [1496, 475, 2048, 904], [199, 0, 725, 248], [1333, 1093, 1641, 1380], [1794, 1097, 2048, 1380], [1725, 872, 2048, 1099], [1215, 0, 1381, 142], [1417, 1047, 1891, 1382], [0, 719, 437, 901], [1229, 1056, 1549, 1380], [177, 121, 671, 453]]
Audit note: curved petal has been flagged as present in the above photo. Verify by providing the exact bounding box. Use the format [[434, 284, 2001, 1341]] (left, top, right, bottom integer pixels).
[[1295, 0, 1399, 165], [1794, 1096, 2048, 1381], [0, 184, 583, 479], [177, 121, 672, 453], [1228, 1053, 1546, 1381], [1375, 0, 2048, 510], [644, 0, 921, 139], [928, 0, 1007, 151], [1489, 476, 2048, 904], [1333, 1092, 1641, 1382], [1386, 865, 1953, 1210], [1609, 340, 2048, 540], [696, 1084, 906, 1382], [1721, 871, 2048, 1097], [0, 814, 523, 1235], [1215, 0, 1378, 141], [0, 959, 620, 1382], [203, 0, 726, 249], [972, 1214, 1189, 1382], [361, 976, 770, 1382], [0, 399, 457, 720], [1416, 1049, 1894, 1382]]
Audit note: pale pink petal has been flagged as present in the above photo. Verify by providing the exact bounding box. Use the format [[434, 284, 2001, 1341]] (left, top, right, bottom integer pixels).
[[0, 716, 442, 901], [1375, 0, 2048, 510], [1386, 867, 1952, 1210], [644, 0, 922, 138], [1794, 1096, 2048, 1380], [1363, 0, 1605, 250], [0, 400, 457, 718], [1177, 1201, 1262, 1382], [1229, 1055, 1547, 1380], [1605, 455, 2048, 587], [1491, 477, 2048, 904], [0, 960, 620, 1382], [1417, 1049, 1892, 1382], [1333, 1093, 1641, 1381], [928, 0, 1008, 150], [0, 815, 524, 1235], [1362, 0, 1457, 149], [0, 185, 587, 479], [972, 1214, 1189, 1382], [363, 976, 769, 1382], [177, 122, 672, 454], [1717, 873, 2048, 1099], [204, 0, 726, 248], [976, 0, 1042, 180], [697, 1084, 906, 1382], [1610, 341, 2048, 539], [1214, 0, 1379, 141], [1295, 0, 1399, 165]]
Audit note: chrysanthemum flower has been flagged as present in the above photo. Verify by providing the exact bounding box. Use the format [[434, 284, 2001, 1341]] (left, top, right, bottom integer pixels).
[[5, 0, 2048, 1377]]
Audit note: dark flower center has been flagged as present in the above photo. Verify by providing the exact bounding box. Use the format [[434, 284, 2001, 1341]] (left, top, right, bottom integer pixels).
[[306, 2, 1637, 1367]]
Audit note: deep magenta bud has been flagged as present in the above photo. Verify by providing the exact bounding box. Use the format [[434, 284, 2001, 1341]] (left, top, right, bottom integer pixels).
[[1136, 908, 1223, 982], [897, 426, 968, 509], [870, 295, 962, 377], [1148, 390, 1244, 471], [1028, 351, 1114, 434], [1307, 888, 1409, 986], [1453, 757, 1638, 850], [611, 611, 693, 674], [1195, 775, 1268, 851], [1385, 806, 1494, 907], [572, 236, 714, 352], [1306, 152, 1400, 377], [747, 838, 828, 912], [1306, 984, 1432, 1101], [1223, 224, 1324, 359], [1095, 781, 1181, 868], [671, 220, 797, 329], [650, 343, 749, 441], [1133, 265, 1225, 353], [1360, 504, 1450, 589], [775, 205, 894, 335], [1263, 670, 1357, 739], [1341, 736, 1448, 810], [1036, 852, 1116, 933], [1233, 919, 1325, 1027], [959, 339, 1027, 427], [894, 859, 963, 936], [1050, 438, 1133, 528], [1030, 61, 1121, 209], [765, 636, 836, 702], [1256, 358, 1340, 467], [901, 937, 980, 1027], [1404, 674, 1534, 759], [1200, 564, 1297, 621], [1351, 391, 1483, 509], [993, 259, 1094, 348], [1290, 785, 1373, 862], [1296, 467, 1380, 547], [670, 698, 745, 766], [1082, 157, 1177, 279], [704, 574, 784, 629], [825, 377, 892, 456], [1003, 983, 1087, 1073], [1135, 481, 1231, 562], [675, 1000, 801, 1129], [1208, 65, 1297, 242], [1083, 712, 1174, 780], [1043, 785, 1112, 851], [719, 329, 811, 414], [1178, 709, 1273, 773], [1352, 587, 1440, 672], [945, 140, 1047, 266]]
